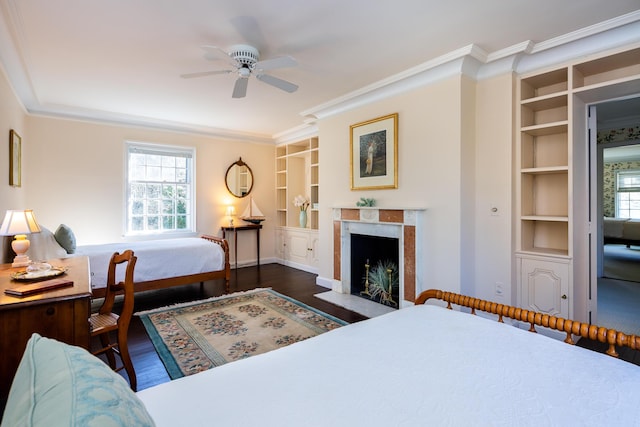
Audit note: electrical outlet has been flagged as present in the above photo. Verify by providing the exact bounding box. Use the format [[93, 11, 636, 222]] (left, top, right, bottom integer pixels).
[[495, 282, 504, 296]]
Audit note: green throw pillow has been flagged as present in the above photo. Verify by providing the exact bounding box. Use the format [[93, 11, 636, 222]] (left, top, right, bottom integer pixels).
[[54, 224, 76, 254], [0, 334, 155, 427]]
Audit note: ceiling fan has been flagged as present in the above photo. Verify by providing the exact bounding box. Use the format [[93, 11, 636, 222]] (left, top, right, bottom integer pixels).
[[181, 44, 298, 98]]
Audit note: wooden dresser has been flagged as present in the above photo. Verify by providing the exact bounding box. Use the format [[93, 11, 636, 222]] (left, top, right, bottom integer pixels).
[[0, 256, 92, 404]]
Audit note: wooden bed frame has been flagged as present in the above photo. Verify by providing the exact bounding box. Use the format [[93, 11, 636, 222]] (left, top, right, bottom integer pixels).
[[416, 289, 640, 358], [91, 235, 230, 299]]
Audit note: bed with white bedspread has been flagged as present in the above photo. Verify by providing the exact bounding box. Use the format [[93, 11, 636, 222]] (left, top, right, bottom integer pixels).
[[76, 235, 229, 297], [0, 226, 230, 297], [135, 290, 640, 426]]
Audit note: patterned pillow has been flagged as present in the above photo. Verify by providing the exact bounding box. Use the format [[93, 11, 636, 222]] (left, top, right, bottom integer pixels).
[[1, 334, 155, 427]]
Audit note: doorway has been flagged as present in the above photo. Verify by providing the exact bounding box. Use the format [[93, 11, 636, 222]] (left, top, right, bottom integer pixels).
[[592, 97, 640, 336]]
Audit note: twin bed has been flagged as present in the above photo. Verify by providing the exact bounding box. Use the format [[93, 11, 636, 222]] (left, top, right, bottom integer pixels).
[[1, 226, 231, 297], [3, 289, 640, 426], [78, 235, 230, 297]]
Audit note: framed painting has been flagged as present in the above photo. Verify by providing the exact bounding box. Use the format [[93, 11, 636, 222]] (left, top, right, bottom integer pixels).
[[9, 129, 21, 187], [350, 113, 398, 190]]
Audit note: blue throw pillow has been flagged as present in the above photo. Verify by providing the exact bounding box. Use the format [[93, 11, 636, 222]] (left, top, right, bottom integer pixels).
[[54, 224, 76, 254], [1, 334, 155, 427]]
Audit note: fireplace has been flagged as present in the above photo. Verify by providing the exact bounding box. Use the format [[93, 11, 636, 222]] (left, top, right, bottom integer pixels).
[[332, 207, 424, 308], [350, 234, 400, 307]]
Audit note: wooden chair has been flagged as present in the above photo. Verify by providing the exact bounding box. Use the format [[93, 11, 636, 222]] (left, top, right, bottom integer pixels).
[[89, 250, 138, 391]]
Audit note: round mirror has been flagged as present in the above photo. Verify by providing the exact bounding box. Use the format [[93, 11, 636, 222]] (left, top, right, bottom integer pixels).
[[225, 157, 254, 198]]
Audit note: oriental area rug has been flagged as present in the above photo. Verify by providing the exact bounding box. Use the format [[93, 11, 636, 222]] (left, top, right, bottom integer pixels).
[[137, 288, 347, 379]]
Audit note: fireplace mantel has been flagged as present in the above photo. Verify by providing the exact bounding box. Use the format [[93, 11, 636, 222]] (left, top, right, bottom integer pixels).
[[332, 207, 425, 308]]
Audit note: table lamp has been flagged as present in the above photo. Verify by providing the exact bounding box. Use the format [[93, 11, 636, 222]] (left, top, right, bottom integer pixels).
[[226, 205, 236, 227], [0, 209, 42, 267]]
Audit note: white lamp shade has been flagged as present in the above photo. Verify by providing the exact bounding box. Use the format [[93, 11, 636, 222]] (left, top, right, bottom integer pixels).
[[0, 210, 42, 236], [225, 206, 236, 217]]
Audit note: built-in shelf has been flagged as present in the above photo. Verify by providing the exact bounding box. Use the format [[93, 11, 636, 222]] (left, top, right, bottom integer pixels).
[[275, 137, 319, 230], [516, 45, 640, 320]]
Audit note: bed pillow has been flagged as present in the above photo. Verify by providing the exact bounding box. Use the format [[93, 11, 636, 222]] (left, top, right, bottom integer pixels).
[[1, 334, 155, 427], [54, 224, 77, 254]]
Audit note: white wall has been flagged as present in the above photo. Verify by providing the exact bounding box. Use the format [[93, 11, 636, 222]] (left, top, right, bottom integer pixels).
[[22, 115, 276, 264]]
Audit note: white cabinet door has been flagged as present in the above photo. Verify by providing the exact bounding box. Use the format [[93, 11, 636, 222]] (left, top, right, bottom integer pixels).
[[519, 256, 570, 318], [287, 231, 311, 264], [276, 227, 319, 273]]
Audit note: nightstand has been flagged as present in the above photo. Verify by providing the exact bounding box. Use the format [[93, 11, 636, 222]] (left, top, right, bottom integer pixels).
[[0, 256, 92, 404]]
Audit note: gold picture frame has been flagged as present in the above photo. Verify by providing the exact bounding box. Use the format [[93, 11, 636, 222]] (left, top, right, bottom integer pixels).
[[350, 113, 398, 190], [9, 129, 21, 187]]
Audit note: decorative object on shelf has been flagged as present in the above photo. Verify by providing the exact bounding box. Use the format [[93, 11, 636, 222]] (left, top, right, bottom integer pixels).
[[0, 209, 42, 267], [299, 210, 307, 228], [9, 130, 21, 187], [225, 205, 235, 227], [294, 195, 309, 228], [240, 197, 265, 224], [350, 113, 398, 191], [356, 197, 376, 207], [225, 157, 253, 198]]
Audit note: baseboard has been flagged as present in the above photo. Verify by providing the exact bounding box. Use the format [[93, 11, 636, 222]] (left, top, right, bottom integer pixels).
[[315, 275, 332, 289], [274, 258, 318, 274], [231, 257, 278, 269]]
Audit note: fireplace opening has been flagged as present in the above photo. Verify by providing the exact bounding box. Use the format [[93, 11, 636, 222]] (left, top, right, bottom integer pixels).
[[350, 233, 399, 308]]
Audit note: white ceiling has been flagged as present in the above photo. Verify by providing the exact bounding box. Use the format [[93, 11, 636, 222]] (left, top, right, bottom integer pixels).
[[1, 1, 639, 141]]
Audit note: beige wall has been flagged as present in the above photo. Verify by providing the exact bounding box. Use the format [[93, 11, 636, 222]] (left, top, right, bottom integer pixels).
[[0, 68, 28, 212], [319, 76, 472, 295], [473, 73, 515, 303], [317, 72, 515, 301], [1, 64, 515, 300], [21, 115, 276, 264]]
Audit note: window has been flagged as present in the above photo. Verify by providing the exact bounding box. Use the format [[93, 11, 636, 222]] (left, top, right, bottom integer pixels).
[[125, 142, 195, 235], [616, 170, 640, 219]]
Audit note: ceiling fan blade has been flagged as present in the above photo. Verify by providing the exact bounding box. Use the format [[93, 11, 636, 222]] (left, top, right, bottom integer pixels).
[[254, 56, 297, 71], [256, 74, 298, 93], [180, 70, 232, 79], [232, 77, 249, 98], [230, 16, 266, 50], [201, 45, 236, 64]]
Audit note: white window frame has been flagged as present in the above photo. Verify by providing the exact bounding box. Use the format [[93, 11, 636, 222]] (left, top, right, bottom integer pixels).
[[124, 141, 196, 237], [615, 169, 640, 219]]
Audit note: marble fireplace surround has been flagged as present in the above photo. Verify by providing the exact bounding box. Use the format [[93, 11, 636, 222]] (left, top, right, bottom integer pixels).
[[332, 207, 424, 308]]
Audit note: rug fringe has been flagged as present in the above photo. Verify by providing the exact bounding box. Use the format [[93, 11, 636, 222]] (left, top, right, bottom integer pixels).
[[134, 287, 272, 316]]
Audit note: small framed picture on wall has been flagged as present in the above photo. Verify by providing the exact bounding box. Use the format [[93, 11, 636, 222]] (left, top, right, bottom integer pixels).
[[9, 129, 21, 187]]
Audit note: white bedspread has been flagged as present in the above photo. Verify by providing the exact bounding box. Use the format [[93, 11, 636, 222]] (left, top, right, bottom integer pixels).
[[75, 238, 224, 290], [137, 304, 640, 426]]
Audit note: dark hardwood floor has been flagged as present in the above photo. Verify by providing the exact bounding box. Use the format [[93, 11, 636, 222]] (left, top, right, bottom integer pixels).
[[96, 263, 640, 392], [97, 263, 367, 391]]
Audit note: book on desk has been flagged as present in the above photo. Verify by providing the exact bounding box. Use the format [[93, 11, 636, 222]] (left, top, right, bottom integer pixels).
[[4, 278, 74, 297]]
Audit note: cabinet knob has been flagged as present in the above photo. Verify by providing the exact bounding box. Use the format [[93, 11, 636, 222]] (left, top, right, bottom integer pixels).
[[46, 306, 55, 315], [561, 294, 567, 300]]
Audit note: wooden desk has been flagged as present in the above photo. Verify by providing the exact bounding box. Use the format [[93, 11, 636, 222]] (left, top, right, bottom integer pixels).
[[0, 256, 92, 403], [221, 224, 262, 269]]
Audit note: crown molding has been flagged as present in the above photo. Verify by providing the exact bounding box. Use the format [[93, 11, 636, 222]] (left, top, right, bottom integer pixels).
[[29, 104, 276, 144], [300, 12, 640, 123]]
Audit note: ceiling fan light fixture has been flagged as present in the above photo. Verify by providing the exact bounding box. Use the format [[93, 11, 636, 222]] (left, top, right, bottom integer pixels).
[[229, 44, 259, 68]]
